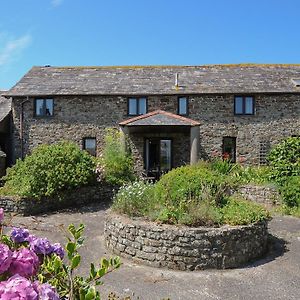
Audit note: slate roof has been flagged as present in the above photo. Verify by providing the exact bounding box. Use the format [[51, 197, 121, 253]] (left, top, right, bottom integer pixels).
[[0, 92, 11, 122], [119, 110, 200, 126], [5, 64, 300, 97]]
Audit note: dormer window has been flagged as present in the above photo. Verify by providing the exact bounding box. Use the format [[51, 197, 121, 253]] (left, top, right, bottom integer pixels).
[[234, 96, 254, 115], [128, 97, 147, 116]]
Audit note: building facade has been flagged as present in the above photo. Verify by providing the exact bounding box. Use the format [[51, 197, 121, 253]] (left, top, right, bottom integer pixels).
[[4, 65, 300, 177]]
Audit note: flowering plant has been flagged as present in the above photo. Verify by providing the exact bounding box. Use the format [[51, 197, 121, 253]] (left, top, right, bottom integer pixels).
[[0, 209, 121, 299]]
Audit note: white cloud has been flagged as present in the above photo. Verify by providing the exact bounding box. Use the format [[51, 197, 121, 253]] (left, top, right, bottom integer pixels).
[[51, 0, 63, 7], [0, 34, 32, 66]]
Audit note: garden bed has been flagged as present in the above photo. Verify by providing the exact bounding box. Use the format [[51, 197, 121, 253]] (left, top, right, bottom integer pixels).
[[0, 183, 117, 215], [236, 184, 281, 207], [104, 211, 269, 270]]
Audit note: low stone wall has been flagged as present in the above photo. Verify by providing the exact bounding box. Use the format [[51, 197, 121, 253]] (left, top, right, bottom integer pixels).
[[237, 184, 281, 206], [0, 183, 117, 215], [104, 212, 268, 270]]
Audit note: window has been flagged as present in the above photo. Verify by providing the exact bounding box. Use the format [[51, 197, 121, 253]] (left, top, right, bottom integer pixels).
[[259, 140, 270, 165], [83, 138, 96, 156], [35, 99, 54, 117], [222, 137, 236, 162], [234, 96, 254, 115], [128, 97, 147, 115], [178, 97, 188, 115]]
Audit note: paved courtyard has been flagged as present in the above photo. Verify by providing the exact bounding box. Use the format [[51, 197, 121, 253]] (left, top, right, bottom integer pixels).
[[9, 202, 300, 300]]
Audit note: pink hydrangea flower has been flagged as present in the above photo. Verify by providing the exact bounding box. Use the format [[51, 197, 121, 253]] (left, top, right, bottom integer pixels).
[[0, 208, 4, 224], [33, 282, 59, 300], [9, 248, 40, 278], [0, 274, 38, 300], [0, 243, 12, 274]]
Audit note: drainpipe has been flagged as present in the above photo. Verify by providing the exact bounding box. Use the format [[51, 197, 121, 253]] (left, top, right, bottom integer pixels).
[[20, 96, 30, 159]]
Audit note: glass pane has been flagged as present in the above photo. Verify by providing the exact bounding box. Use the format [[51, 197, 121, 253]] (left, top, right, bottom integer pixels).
[[245, 97, 254, 114], [235, 97, 243, 114], [178, 97, 187, 115], [160, 140, 171, 171], [138, 98, 147, 115], [45, 99, 53, 116], [84, 138, 96, 156], [35, 99, 44, 116], [128, 98, 137, 115]]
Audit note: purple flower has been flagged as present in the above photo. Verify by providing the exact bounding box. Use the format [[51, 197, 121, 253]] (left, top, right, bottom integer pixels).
[[0, 208, 4, 224], [30, 238, 53, 255], [33, 282, 59, 300], [27, 234, 37, 243], [51, 243, 65, 259], [0, 243, 12, 274], [9, 248, 39, 278], [0, 274, 38, 300], [11, 227, 30, 243]]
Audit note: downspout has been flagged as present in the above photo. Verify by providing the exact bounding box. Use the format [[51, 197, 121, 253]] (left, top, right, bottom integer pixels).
[[20, 96, 30, 159]]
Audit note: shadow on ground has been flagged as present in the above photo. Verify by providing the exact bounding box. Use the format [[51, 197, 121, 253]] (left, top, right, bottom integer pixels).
[[243, 233, 288, 268]]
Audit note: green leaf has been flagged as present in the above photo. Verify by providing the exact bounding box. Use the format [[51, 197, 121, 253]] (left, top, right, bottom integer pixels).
[[97, 267, 107, 278], [90, 263, 97, 278], [71, 254, 81, 269], [66, 241, 76, 258], [100, 258, 109, 269], [84, 287, 96, 300]]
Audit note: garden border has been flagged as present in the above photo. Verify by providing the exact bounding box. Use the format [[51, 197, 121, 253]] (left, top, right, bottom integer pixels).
[[104, 211, 269, 270], [0, 183, 117, 215]]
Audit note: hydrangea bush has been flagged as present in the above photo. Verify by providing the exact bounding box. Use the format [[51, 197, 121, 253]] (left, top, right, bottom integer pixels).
[[0, 209, 121, 299]]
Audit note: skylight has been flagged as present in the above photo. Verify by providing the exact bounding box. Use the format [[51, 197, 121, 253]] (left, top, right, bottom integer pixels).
[[291, 79, 300, 87]]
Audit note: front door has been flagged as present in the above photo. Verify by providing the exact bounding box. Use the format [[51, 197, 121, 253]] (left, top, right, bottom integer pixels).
[[145, 138, 172, 178]]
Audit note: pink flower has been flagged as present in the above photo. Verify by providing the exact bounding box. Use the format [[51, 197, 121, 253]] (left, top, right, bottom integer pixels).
[[0, 274, 38, 300], [0, 243, 12, 274], [9, 248, 40, 278], [0, 208, 4, 224], [33, 282, 59, 300]]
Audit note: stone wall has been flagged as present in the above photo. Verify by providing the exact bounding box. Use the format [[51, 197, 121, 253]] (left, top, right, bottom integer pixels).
[[0, 184, 117, 216], [237, 184, 281, 206], [12, 94, 300, 166], [104, 212, 268, 270]]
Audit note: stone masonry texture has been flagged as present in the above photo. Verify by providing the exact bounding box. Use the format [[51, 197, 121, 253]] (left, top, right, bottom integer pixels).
[[0, 183, 117, 215], [11, 94, 300, 169], [104, 212, 269, 270]]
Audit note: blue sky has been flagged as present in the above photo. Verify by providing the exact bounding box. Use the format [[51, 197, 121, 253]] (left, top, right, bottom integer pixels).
[[0, 0, 300, 89]]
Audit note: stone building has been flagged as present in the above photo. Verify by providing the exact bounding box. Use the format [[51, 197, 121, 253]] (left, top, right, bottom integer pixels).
[[3, 64, 300, 177], [0, 93, 12, 176]]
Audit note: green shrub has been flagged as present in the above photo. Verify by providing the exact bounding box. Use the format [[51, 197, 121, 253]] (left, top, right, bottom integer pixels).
[[154, 163, 231, 207], [231, 165, 271, 185], [210, 158, 238, 175], [175, 199, 223, 226], [2, 141, 96, 198], [99, 128, 136, 185], [220, 197, 271, 225], [278, 176, 300, 207], [112, 181, 155, 217], [112, 163, 271, 226], [268, 137, 300, 183]]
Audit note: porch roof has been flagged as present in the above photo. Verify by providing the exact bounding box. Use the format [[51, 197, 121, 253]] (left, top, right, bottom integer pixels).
[[119, 110, 200, 127]]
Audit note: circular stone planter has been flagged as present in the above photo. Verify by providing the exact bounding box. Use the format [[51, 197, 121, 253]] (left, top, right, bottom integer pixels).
[[104, 211, 269, 271]]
